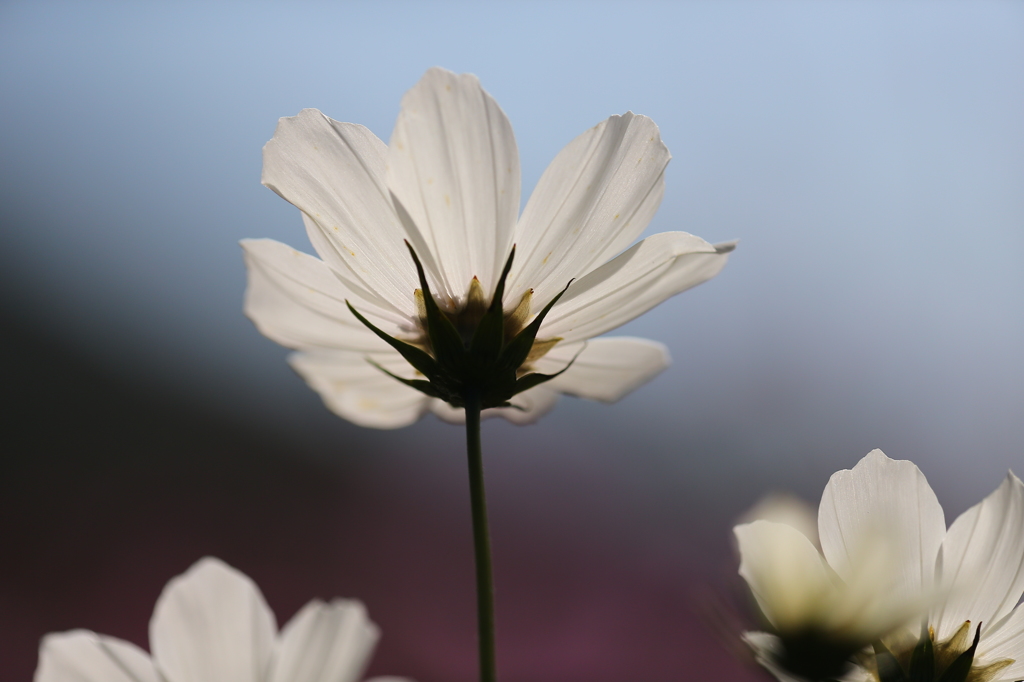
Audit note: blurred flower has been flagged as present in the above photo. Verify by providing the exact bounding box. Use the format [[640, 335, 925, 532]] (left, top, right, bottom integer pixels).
[[35, 557, 408, 682], [243, 66, 734, 428], [737, 492, 821, 550], [736, 449, 1024, 682], [736, 516, 917, 682]]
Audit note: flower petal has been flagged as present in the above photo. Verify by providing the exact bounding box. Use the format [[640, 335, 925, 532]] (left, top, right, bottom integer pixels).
[[818, 450, 946, 604], [428, 385, 559, 425], [538, 232, 728, 343], [289, 351, 430, 429], [978, 601, 1024, 678], [735, 520, 832, 632], [242, 239, 404, 352], [269, 600, 379, 682], [507, 113, 669, 306], [741, 632, 806, 682], [35, 631, 159, 682], [387, 67, 520, 300], [150, 557, 276, 682], [531, 337, 669, 403], [932, 471, 1024, 642], [739, 494, 821, 551], [261, 110, 417, 309]]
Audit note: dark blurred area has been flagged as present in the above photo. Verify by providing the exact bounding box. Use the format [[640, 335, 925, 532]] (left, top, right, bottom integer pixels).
[[0, 306, 760, 682]]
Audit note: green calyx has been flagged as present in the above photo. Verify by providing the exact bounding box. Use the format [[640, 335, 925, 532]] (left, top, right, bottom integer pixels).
[[776, 629, 867, 682], [875, 621, 985, 682], [772, 619, 1018, 682], [347, 242, 577, 410]]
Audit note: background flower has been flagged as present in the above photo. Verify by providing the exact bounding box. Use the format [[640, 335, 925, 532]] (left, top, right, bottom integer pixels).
[[35, 557, 408, 682], [821, 452, 1024, 682], [737, 451, 1024, 682]]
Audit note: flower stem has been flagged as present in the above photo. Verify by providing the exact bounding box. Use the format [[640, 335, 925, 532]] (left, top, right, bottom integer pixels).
[[464, 389, 496, 682]]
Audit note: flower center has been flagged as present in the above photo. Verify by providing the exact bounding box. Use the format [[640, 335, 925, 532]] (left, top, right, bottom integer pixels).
[[410, 277, 559, 374], [346, 243, 576, 410], [871, 621, 1014, 682]]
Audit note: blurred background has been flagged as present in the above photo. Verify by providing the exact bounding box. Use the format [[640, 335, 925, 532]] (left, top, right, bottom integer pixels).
[[1, 1, 1021, 680]]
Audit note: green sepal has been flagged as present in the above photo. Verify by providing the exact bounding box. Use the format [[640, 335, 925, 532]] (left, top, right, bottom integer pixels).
[[476, 371, 520, 410], [512, 371, 563, 394], [470, 246, 515, 361], [366, 359, 444, 399], [937, 623, 981, 682], [345, 300, 439, 379], [404, 241, 467, 367], [874, 641, 910, 682], [510, 342, 585, 396], [908, 624, 934, 682], [497, 277, 573, 374], [354, 244, 576, 412]]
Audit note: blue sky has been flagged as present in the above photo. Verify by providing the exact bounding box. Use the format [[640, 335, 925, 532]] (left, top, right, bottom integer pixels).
[[1, 0, 1022, 515]]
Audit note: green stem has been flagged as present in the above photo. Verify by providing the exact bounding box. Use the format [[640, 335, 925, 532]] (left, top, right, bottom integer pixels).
[[464, 389, 496, 682]]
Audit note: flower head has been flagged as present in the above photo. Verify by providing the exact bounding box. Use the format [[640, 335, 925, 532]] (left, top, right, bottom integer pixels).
[[243, 67, 734, 428], [35, 557, 408, 682], [736, 510, 921, 681], [736, 450, 1024, 682]]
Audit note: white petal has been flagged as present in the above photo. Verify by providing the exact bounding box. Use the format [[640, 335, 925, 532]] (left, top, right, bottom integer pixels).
[[841, 667, 876, 682], [508, 113, 669, 306], [261, 110, 417, 309], [150, 557, 276, 682], [501, 386, 560, 424], [979, 601, 1024, 678], [424, 400, 462, 424], [35, 631, 159, 682], [428, 385, 560, 426], [289, 351, 429, 429], [242, 239, 405, 352], [735, 520, 832, 632], [531, 337, 669, 403], [387, 67, 520, 299], [269, 600, 379, 682], [739, 494, 821, 551], [932, 471, 1024, 641], [818, 450, 946, 604], [299, 212, 421, 320], [538, 232, 729, 343], [742, 632, 806, 682]]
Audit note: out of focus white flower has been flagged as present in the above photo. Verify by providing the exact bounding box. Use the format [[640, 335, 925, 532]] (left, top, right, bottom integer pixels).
[[243, 67, 734, 428], [738, 492, 821, 550], [736, 515, 916, 682], [35, 557, 408, 682], [736, 449, 1024, 682]]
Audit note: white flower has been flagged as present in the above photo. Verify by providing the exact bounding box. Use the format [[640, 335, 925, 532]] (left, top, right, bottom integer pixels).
[[242, 67, 734, 429], [736, 516, 918, 682], [34, 557, 408, 682], [736, 449, 1024, 682], [737, 493, 822, 550]]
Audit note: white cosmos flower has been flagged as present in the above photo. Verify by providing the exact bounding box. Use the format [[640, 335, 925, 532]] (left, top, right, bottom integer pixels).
[[737, 449, 1024, 682], [35, 557, 408, 682], [242, 67, 734, 429], [736, 516, 916, 682]]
